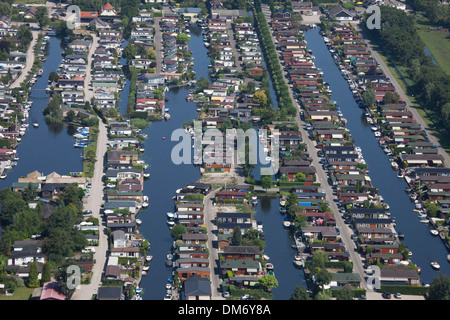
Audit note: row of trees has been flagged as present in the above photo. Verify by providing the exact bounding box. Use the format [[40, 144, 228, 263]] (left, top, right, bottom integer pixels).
[[254, 0, 296, 116], [364, 6, 450, 146]]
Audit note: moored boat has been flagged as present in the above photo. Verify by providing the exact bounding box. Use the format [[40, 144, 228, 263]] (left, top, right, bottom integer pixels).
[[430, 230, 439, 236], [430, 261, 440, 270]]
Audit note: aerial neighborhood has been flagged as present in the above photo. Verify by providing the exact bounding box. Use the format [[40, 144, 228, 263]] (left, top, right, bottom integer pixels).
[[0, 0, 448, 304]]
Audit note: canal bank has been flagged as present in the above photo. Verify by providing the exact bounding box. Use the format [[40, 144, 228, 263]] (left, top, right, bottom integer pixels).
[[0, 35, 83, 192], [303, 27, 449, 283]]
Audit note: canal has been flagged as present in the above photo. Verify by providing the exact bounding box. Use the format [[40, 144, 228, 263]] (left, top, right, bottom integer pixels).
[[138, 23, 207, 300], [304, 27, 449, 283], [0, 35, 83, 192]]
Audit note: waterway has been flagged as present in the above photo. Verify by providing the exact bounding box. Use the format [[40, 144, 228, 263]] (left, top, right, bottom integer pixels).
[[0, 36, 83, 192], [304, 27, 449, 283], [138, 24, 207, 300]]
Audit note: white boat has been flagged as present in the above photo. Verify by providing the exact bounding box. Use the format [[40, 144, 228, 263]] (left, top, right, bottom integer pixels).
[[135, 287, 143, 293], [430, 261, 440, 270], [143, 172, 150, 179], [283, 221, 291, 228], [397, 171, 404, 178], [136, 219, 142, 224], [32, 122, 39, 128], [419, 219, 429, 224], [167, 220, 175, 227], [142, 266, 149, 271], [166, 283, 172, 290], [142, 196, 149, 208], [430, 230, 439, 236], [167, 212, 174, 219], [146, 255, 153, 262], [0, 174, 6, 179]]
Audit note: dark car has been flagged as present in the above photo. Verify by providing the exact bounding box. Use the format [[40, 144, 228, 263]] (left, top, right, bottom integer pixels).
[[382, 292, 392, 299]]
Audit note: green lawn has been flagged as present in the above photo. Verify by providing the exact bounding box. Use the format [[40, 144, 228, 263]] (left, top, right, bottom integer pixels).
[[416, 19, 450, 75], [0, 287, 34, 300]]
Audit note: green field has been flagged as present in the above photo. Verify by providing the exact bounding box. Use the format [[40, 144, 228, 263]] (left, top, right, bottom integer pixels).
[[0, 287, 34, 300], [416, 19, 450, 75]]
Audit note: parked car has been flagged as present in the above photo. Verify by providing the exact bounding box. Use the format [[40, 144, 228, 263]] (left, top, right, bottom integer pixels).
[[382, 292, 391, 299], [394, 293, 402, 299]]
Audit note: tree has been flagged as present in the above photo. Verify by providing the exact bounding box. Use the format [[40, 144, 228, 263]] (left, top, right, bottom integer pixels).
[[0, 2, 11, 17], [428, 274, 450, 300], [290, 286, 311, 300], [35, 7, 50, 29], [260, 175, 272, 190], [41, 261, 52, 284], [28, 260, 40, 288], [253, 90, 268, 106], [258, 274, 278, 292], [17, 25, 32, 48], [170, 224, 187, 241], [66, 110, 76, 123], [122, 42, 137, 61], [361, 87, 376, 107], [310, 250, 328, 271], [176, 33, 190, 44], [48, 71, 60, 83], [231, 226, 242, 246], [22, 183, 37, 202], [315, 268, 332, 292], [335, 286, 354, 300]]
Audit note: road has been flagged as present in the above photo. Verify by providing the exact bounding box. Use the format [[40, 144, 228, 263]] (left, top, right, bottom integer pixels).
[[203, 188, 224, 300], [353, 22, 450, 168], [71, 122, 109, 300], [10, 30, 40, 89], [83, 33, 99, 103], [154, 17, 162, 75], [71, 31, 108, 300], [261, 4, 371, 291]]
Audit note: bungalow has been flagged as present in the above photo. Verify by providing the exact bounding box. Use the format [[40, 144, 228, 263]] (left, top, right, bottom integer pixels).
[[215, 191, 247, 203], [7, 240, 45, 266], [221, 246, 261, 261], [356, 227, 393, 240], [217, 222, 253, 235], [177, 267, 210, 282], [109, 247, 140, 259], [216, 212, 251, 224], [183, 277, 212, 301], [379, 269, 421, 286], [220, 260, 262, 277], [324, 273, 361, 290], [301, 226, 337, 242]]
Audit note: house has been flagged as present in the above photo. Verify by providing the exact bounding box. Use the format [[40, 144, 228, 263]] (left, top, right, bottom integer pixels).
[[183, 277, 212, 300], [97, 286, 123, 300], [40, 282, 67, 300], [220, 260, 262, 277], [328, 5, 355, 21], [99, 2, 118, 17], [301, 226, 337, 242], [112, 230, 127, 248], [324, 273, 361, 290], [7, 240, 45, 266], [379, 269, 421, 286], [109, 247, 140, 258], [221, 246, 261, 261]]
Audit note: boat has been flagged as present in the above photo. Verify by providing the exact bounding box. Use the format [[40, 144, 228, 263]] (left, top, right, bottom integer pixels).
[[143, 172, 150, 179], [391, 162, 399, 170], [167, 220, 175, 227], [164, 294, 172, 300], [146, 255, 153, 262], [265, 263, 274, 271], [166, 283, 172, 290], [283, 221, 291, 228], [136, 219, 142, 225], [135, 288, 143, 294], [420, 219, 429, 224], [293, 260, 304, 268], [430, 261, 440, 270], [397, 171, 404, 178], [74, 143, 87, 148], [447, 255, 450, 263], [294, 255, 302, 261], [142, 196, 149, 208], [279, 206, 287, 214], [142, 266, 149, 271], [32, 122, 39, 128], [263, 255, 270, 260], [0, 174, 6, 179], [167, 212, 174, 219], [142, 271, 147, 276], [430, 230, 439, 236]]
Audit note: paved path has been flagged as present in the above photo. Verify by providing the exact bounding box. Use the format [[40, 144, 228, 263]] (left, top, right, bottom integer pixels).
[[204, 188, 224, 300], [154, 17, 162, 76], [353, 22, 450, 167], [10, 30, 40, 89], [71, 122, 109, 300], [83, 33, 99, 103], [71, 31, 108, 300]]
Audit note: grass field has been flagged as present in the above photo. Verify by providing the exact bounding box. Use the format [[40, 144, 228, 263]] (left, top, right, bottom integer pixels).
[[416, 19, 450, 75], [0, 287, 34, 300]]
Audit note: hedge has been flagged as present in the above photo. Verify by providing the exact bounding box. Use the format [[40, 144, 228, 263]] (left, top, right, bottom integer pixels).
[[379, 284, 429, 296], [327, 288, 366, 299]]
